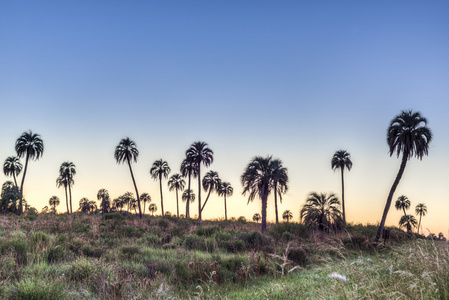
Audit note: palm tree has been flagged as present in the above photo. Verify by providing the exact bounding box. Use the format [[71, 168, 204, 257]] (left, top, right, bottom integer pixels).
[[168, 174, 185, 218], [121, 192, 134, 212], [300, 192, 342, 232], [3, 156, 22, 192], [113, 196, 124, 212], [186, 141, 213, 221], [201, 171, 221, 214], [182, 189, 195, 210], [376, 111, 432, 244], [79, 197, 91, 213], [331, 150, 352, 226], [97, 189, 110, 214], [180, 158, 197, 218], [415, 203, 427, 235], [15, 130, 44, 215], [148, 203, 157, 216], [129, 197, 138, 214], [56, 175, 71, 215], [150, 159, 171, 217], [282, 210, 293, 223], [399, 214, 417, 233], [241, 156, 274, 233], [140, 193, 151, 214], [395, 195, 410, 216], [271, 159, 288, 224], [59, 161, 76, 214], [252, 213, 261, 223], [115, 137, 142, 218], [218, 182, 233, 221], [49, 196, 60, 213]]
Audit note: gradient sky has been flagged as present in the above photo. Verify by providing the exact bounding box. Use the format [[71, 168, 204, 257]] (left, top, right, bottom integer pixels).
[[1, 1, 448, 236]]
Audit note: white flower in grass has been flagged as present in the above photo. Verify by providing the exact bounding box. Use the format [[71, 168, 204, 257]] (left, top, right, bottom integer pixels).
[[328, 272, 347, 282]]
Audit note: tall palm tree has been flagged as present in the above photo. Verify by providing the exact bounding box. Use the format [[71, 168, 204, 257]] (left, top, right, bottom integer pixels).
[[150, 159, 171, 217], [186, 141, 213, 221], [331, 150, 352, 226], [59, 161, 76, 214], [415, 203, 427, 235], [180, 158, 197, 218], [241, 156, 274, 233], [148, 203, 157, 216], [97, 189, 110, 215], [300, 192, 342, 232], [140, 193, 151, 214], [49, 196, 60, 213], [252, 213, 261, 223], [182, 189, 195, 210], [218, 182, 233, 221], [3, 156, 22, 192], [115, 137, 142, 218], [56, 175, 71, 215], [395, 195, 410, 216], [282, 210, 293, 223], [168, 174, 185, 218], [399, 215, 418, 233], [15, 130, 44, 215], [271, 159, 288, 224], [376, 111, 432, 244], [201, 171, 221, 214]]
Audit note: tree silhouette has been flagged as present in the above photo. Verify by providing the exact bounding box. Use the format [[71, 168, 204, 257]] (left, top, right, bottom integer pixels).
[[140, 193, 151, 215], [376, 111, 432, 244], [168, 174, 185, 218], [399, 214, 417, 233], [15, 130, 44, 215], [0, 181, 19, 212], [115, 138, 142, 218], [180, 158, 197, 218], [79, 197, 96, 213], [56, 175, 71, 215], [415, 203, 427, 235], [300, 192, 342, 232], [217, 181, 233, 221], [282, 210, 293, 223], [271, 159, 288, 224], [186, 141, 213, 221], [150, 159, 171, 217], [121, 192, 134, 212], [49, 196, 60, 214], [148, 203, 157, 216], [331, 150, 352, 226], [395, 195, 410, 216], [3, 156, 22, 193], [97, 189, 110, 214], [252, 213, 261, 223], [59, 161, 76, 214], [182, 189, 195, 210], [201, 170, 221, 214]]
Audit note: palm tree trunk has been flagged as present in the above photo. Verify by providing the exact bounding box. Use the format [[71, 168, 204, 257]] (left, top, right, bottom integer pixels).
[[261, 191, 268, 233], [402, 207, 406, 216], [68, 183, 73, 214], [65, 186, 69, 215], [176, 188, 179, 218], [159, 174, 164, 216], [224, 194, 227, 221], [18, 152, 30, 215], [127, 159, 142, 218], [418, 214, 422, 234], [143, 201, 146, 215], [198, 167, 202, 221], [12, 173, 19, 194], [186, 171, 191, 218], [376, 153, 409, 244], [274, 183, 279, 224], [341, 168, 346, 226], [201, 189, 212, 213]]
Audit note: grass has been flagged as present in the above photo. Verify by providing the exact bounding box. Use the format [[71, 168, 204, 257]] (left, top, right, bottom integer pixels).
[[0, 213, 447, 299]]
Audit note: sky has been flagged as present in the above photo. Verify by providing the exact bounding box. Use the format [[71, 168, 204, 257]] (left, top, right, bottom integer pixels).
[[1, 1, 449, 236]]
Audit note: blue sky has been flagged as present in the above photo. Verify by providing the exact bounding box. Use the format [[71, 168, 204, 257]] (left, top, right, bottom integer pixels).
[[1, 1, 449, 235]]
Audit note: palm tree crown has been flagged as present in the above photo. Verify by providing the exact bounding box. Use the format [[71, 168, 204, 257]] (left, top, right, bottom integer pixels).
[[180, 157, 198, 218], [395, 195, 410, 216], [399, 214, 417, 233], [97, 189, 110, 214], [218, 181, 233, 221], [59, 161, 76, 214], [271, 159, 288, 224], [300, 192, 342, 232], [331, 150, 352, 225], [150, 159, 171, 216], [3, 157, 22, 189], [168, 173, 185, 218], [201, 170, 221, 213], [282, 210, 293, 223], [49, 196, 60, 213], [415, 203, 427, 234], [140, 193, 151, 214]]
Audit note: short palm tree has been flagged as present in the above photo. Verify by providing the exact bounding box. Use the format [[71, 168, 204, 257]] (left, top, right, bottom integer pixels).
[[201, 171, 221, 214], [140, 193, 151, 214], [186, 141, 213, 221], [56, 175, 71, 214], [168, 174, 185, 218], [415, 203, 427, 234], [300, 192, 342, 232], [271, 159, 288, 224], [252, 213, 261, 223], [59, 161, 76, 214], [15, 130, 44, 215], [218, 181, 233, 221], [376, 111, 432, 244], [395, 195, 410, 216], [113, 196, 124, 212], [121, 192, 134, 212], [399, 214, 417, 233], [331, 150, 352, 226], [241, 156, 274, 233], [3, 156, 22, 192], [150, 159, 171, 217], [115, 138, 142, 218], [148, 203, 157, 216], [180, 158, 197, 218], [97, 189, 110, 215], [79, 197, 92, 213], [182, 189, 195, 209], [282, 210, 293, 223], [49, 196, 60, 214]]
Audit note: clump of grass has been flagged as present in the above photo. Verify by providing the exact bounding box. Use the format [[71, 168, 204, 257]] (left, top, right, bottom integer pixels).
[[7, 277, 65, 300]]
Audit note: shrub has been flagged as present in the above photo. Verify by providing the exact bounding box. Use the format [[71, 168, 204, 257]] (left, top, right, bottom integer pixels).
[[237, 216, 247, 224], [183, 234, 206, 251], [158, 218, 169, 229], [69, 238, 85, 255], [139, 233, 160, 246], [287, 247, 308, 267], [122, 226, 143, 238], [7, 278, 65, 300], [195, 226, 220, 237], [29, 231, 49, 250], [0, 239, 28, 265], [72, 221, 91, 234], [68, 258, 93, 281], [104, 212, 125, 221], [46, 246, 65, 263], [174, 261, 191, 284], [120, 245, 141, 259], [82, 245, 104, 258]]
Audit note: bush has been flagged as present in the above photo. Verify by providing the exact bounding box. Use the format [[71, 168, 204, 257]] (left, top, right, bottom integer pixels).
[[237, 216, 247, 224], [68, 258, 93, 281], [29, 231, 49, 250], [195, 226, 220, 237], [69, 238, 85, 255], [72, 221, 91, 234], [120, 246, 141, 258], [7, 278, 65, 300], [183, 234, 206, 251], [158, 218, 169, 229], [104, 212, 125, 221], [0, 239, 28, 265], [174, 261, 191, 284], [46, 246, 65, 263], [139, 233, 160, 246], [288, 247, 308, 267], [82, 245, 104, 258]]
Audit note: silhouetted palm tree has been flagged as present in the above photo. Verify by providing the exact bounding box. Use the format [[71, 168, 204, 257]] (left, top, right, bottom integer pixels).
[[115, 138, 142, 218], [148, 203, 157, 216], [97, 189, 110, 214], [252, 213, 261, 223], [140, 193, 151, 214], [395, 195, 410, 216], [331, 150, 352, 226], [49, 196, 60, 213], [180, 158, 197, 218], [56, 175, 71, 215], [150, 159, 171, 217], [300, 192, 342, 232], [438, 232, 446, 241], [79, 197, 92, 213], [186, 141, 213, 221], [15, 130, 44, 215], [415, 203, 427, 235], [201, 170, 221, 214], [218, 181, 233, 221], [0, 181, 19, 213], [282, 210, 293, 223], [3, 156, 22, 192], [271, 159, 288, 224], [113, 196, 124, 212], [399, 214, 417, 233], [121, 192, 134, 212], [376, 111, 432, 244], [241, 156, 274, 233], [60, 161, 76, 214], [168, 174, 185, 218], [182, 189, 195, 210]]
